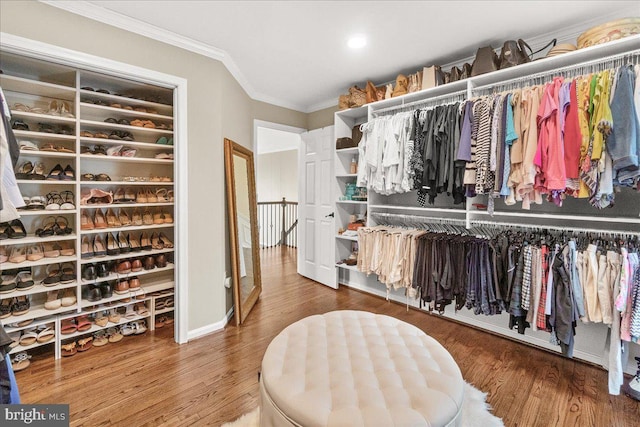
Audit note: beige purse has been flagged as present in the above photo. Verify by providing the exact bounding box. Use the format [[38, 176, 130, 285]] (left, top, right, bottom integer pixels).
[[407, 71, 423, 93]]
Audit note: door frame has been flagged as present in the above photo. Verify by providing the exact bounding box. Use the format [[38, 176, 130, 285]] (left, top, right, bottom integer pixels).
[[1, 33, 190, 344]]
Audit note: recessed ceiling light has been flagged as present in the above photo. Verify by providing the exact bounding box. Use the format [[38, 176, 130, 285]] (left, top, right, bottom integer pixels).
[[347, 34, 367, 49]]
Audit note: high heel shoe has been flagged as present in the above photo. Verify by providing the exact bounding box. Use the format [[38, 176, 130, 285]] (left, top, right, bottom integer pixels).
[[106, 233, 120, 256], [136, 189, 148, 204], [113, 188, 126, 203], [106, 208, 121, 228], [46, 164, 64, 181], [128, 233, 141, 252], [94, 209, 108, 229], [142, 209, 153, 225], [62, 165, 75, 181], [117, 232, 131, 253], [158, 233, 173, 249], [150, 232, 163, 250], [146, 189, 158, 203], [163, 210, 173, 224], [81, 236, 93, 259], [8, 246, 27, 263], [153, 209, 164, 225], [93, 235, 107, 257], [81, 211, 94, 230], [140, 232, 152, 251], [124, 187, 136, 202], [27, 244, 45, 261], [131, 208, 143, 226], [119, 209, 131, 227]]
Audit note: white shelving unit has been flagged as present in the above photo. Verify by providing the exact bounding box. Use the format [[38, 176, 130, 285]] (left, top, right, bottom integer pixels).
[[333, 35, 640, 372], [0, 51, 177, 360]]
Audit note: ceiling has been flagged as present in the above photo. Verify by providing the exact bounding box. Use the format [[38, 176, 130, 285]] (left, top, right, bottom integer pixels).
[[48, 1, 639, 113]]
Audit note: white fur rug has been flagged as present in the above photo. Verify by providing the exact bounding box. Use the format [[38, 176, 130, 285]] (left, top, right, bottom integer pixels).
[[222, 381, 504, 427]]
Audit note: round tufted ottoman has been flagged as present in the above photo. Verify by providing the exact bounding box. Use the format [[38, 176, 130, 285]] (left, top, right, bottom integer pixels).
[[260, 310, 464, 427]]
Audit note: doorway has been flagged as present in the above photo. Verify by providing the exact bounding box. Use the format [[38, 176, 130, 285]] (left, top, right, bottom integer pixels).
[[253, 121, 305, 273]]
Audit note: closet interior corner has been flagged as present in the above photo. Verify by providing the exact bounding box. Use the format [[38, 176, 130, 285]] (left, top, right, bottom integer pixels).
[[333, 37, 640, 394], [0, 50, 177, 362]]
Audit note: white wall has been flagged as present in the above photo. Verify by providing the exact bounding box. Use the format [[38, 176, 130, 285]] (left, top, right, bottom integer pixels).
[[256, 149, 298, 203]]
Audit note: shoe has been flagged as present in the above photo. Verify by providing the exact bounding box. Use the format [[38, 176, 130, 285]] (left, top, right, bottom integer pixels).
[[155, 254, 167, 268], [108, 309, 121, 324], [61, 341, 77, 357], [60, 190, 75, 210], [100, 282, 113, 298], [59, 241, 75, 257], [8, 246, 27, 264], [94, 209, 108, 229], [158, 232, 173, 249], [35, 216, 57, 237], [45, 191, 62, 210], [163, 210, 173, 224], [146, 189, 158, 203], [82, 264, 97, 281], [117, 232, 131, 253], [12, 295, 30, 316], [106, 233, 120, 256], [54, 216, 72, 235], [61, 288, 77, 307], [115, 279, 129, 294], [106, 208, 121, 228], [131, 259, 143, 272], [128, 276, 140, 291], [44, 291, 62, 310], [128, 234, 141, 252], [116, 260, 132, 275], [153, 209, 164, 225], [140, 232, 152, 251], [36, 326, 55, 343], [43, 242, 62, 259], [81, 211, 95, 230], [60, 263, 76, 284], [11, 352, 32, 371], [8, 219, 27, 239], [119, 209, 131, 227], [46, 164, 65, 180], [142, 209, 153, 225], [0, 274, 17, 293], [623, 357, 640, 401], [113, 188, 126, 203], [124, 188, 136, 202], [16, 271, 35, 291], [143, 256, 156, 270], [93, 235, 107, 257], [136, 189, 148, 204], [133, 320, 147, 334], [77, 336, 93, 352], [84, 285, 102, 302], [61, 165, 75, 181], [26, 244, 45, 261], [93, 331, 109, 347], [107, 327, 123, 342], [18, 328, 38, 346], [0, 298, 14, 318], [15, 161, 34, 179], [81, 236, 94, 259], [96, 262, 109, 278], [75, 315, 91, 332]]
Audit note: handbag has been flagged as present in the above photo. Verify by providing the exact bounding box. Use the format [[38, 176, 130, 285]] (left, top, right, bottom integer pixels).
[[352, 125, 363, 145], [365, 81, 386, 103], [459, 63, 472, 80], [449, 66, 461, 82], [407, 71, 422, 93], [422, 65, 445, 90], [499, 39, 532, 69], [470, 46, 499, 77], [338, 94, 350, 110], [348, 85, 366, 108], [391, 74, 409, 97]]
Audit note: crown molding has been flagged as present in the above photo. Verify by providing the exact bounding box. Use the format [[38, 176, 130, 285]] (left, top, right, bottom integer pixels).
[[40, 1, 308, 112]]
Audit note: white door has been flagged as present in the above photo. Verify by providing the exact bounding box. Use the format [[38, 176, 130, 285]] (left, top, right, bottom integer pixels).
[[298, 126, 337, 288]]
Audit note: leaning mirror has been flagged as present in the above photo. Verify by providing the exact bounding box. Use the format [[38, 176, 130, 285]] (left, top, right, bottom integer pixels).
[[224, 138, 262, 325]]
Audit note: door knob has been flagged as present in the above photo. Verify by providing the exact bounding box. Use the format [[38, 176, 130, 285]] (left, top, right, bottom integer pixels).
[[325, 212, 334, 218]]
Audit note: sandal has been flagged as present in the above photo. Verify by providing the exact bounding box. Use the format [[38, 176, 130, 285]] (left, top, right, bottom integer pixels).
[[8, 246, 27, 264], [108, 327, 124, 342], [120, 323, 136, 337], [61, 318, 77, 334], [93, 235, 107, 257], [61, 341, 77, 356], [131, 208, 143, 225], [124, 305, 137, 319], [11, 351, 32, 370], [26, 195, 46, 210], [36, 326, 55, 343], [43, 242, 62, 259], [119, 209, 131, 227], [93, 330, 109, 347], [77, 336, 93, 352], [55, 216, 72, 235], [60, 288, 77, 307], [135, 302, 148, 316], [81, 211, 95, 230], [0, 274, 17, 293], [133, 320, 147, 334], [15, 161, 34, 179], [60, 190, 75, 210], [60, 262, 76, 284], [0, 298, 13, 318], [16, 270, 35, 291], [75, 315, 92, 332], [8, 219, 27, 239], [155, 316, 166, 328], [94, 209, 108, 229], [36, 216, 57, 237], [44, 290, 62, 310], [156, 188, 169, 202], [81, 236, 94, 259], [108, 309, 121, 324], [142, 209, 153, 225], [19, 328, 38, 346], [106, 208, 122, 228], [26, 244, 45, 261], [59, 240, 75, 257], [12, 295, 30, 315]]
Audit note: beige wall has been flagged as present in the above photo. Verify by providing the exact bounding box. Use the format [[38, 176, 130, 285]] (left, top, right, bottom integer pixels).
[[256, 150, 299, 203], [307, 105, 338, 130], [0, 1, 314, 333]]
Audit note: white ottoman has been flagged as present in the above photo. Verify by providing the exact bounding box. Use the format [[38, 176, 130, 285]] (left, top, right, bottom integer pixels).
[[260, 310, 464, 427]]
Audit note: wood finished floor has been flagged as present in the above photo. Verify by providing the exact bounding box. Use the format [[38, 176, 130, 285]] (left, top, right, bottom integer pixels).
[[14, 246, 640, 426]]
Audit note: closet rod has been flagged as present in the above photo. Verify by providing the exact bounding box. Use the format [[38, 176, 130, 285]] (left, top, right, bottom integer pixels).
[[371, 212, 468, 225], [372, 89, 467, 116], [469, 219, 640, 238], [473, 48, 640, 95]]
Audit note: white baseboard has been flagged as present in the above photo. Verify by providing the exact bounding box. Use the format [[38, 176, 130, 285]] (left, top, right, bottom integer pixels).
[[187, 308, 234, 341]]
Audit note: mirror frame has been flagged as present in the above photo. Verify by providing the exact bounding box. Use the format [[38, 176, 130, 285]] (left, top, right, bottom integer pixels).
[[224, 138, 262, 325]]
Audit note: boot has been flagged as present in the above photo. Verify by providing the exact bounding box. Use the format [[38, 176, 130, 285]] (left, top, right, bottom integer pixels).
[[623, 357, 640, 401]]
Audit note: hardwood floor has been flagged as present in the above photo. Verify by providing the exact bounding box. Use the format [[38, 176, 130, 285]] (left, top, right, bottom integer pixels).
[[14, 246, 640, 426]]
